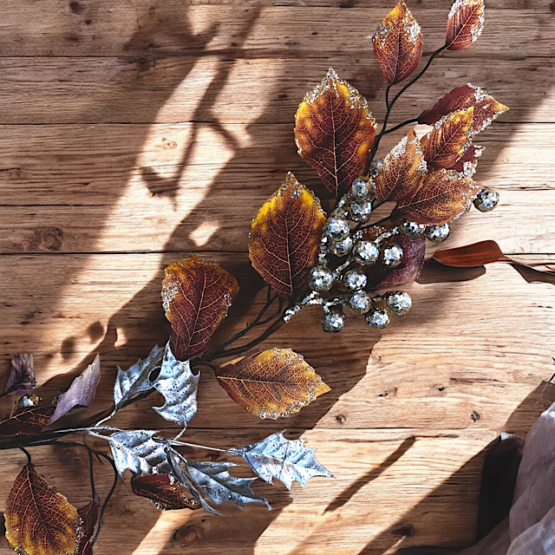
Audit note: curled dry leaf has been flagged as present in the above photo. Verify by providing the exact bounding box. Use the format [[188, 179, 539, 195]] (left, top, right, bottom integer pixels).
[[394, 169, 480, 225], [372, 0, 423, 85], [249, 173, 326, 298], [131, 474, 201, 511], [5, 464, 82, 555], [294, 68, 377, 197], [0, 406, 56, 438], [418, 84, 508, 137], [215, 348, 330, 419], [162, 256, 239, 359], [5, 353, 35, 396], [374, 128, 427, 203], [433, 240, 508, 268], [421, 107, 474, 169], [446, 0, 485, 51]]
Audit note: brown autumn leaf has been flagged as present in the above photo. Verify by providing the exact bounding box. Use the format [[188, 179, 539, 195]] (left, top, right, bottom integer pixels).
[[374, 128, 427, 203], [215, 348, 330, 419], [447, 144, 484, 177], [162, 256, 239, 359], [249, 173, 326, 298], [433, 240, 509, 267], [446, 0, 485, 51], [0, 406, 56, 438], [372, 0, 423, 85], [421, 107, 474, 169], [394, 169, 480, 225], [76, 498, 99, 555], [131, 474, 202, 511], [294, 68, 377, 197], [418, 84, 509, 136], [5, 464, 82, 555]]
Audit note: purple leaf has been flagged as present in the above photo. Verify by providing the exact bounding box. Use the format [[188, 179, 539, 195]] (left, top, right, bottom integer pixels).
[[49, 355, 101, 425], [5, 354, 36, 396]]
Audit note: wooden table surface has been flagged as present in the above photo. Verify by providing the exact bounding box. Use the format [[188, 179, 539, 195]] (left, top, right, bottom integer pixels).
[[1, 1, 555, 554]]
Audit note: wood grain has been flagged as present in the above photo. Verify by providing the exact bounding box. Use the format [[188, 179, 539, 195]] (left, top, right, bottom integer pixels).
[[0, 0, 554, 554]]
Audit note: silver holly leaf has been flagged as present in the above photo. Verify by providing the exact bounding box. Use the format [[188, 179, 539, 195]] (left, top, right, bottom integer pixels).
[[186, 460, 270, 510], [113, 344, 164, 409], [152, 343, 199, 432], [231, 432, 333, 490]]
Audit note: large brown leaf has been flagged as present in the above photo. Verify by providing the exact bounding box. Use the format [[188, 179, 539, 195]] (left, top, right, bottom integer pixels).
[[215, 348, 330, 419], [162, 257, 239, 359], [0, 406, 56, 438], [418, 84, 508, 136], [131, 474, 201, 511], [249, 173, 326, 298], [374, 128, 426, 203], [421, 107, 474, 169], [294, 68, 377, 197], [394, 169, 480, 225], [372, 0, 423, 85], [446, 0, 485, 51], [5, 464, 82, 555]]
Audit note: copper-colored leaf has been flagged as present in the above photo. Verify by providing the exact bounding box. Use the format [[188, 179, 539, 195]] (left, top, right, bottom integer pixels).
[[0, 406, 55, 438], [446, 0, 485, 51], [131, 474, 202, 511], [394, 169, 480, 225], [433, 240, 508, 267], [294, 68, 377, 197], [76, 499, 99, 555], [162, 256, 239, 359], [418, 84, 508, 136], [5, 464, 81, 555], [249, 173, 326, 298], [374, 128, 427, 203], [447, 144, 484, 177], [372, 0, 423, 85], [421, 107, 474, 169], [215, 348, 330, 419]]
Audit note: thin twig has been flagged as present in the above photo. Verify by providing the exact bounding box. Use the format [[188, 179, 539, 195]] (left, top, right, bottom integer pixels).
[[383, 117, 420, 136]]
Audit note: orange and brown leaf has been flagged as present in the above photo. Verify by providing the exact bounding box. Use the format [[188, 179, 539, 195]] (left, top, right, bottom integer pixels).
[[394, 169, 480, 225], [374, 129, 427, 203], [215, 348, 330, 419], [446, 0, 485, 50], [373, 0, 423, 85], [421, 107, 474, 169], [249, 173, 326, 298], [433, 240, 508, 267], [162, 256, 239, 359], [294, 68, 377, 197], [5, 464, 82, 555], [418, 84, 508, 136], [447, 144, 484, 177], [0, 406, 55, 438], [131, 474, 202, 511]]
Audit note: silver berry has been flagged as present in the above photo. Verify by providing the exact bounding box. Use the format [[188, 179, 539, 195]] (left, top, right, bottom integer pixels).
[[324, 216, 350, 241], [351, 176, 372, 201], [352, 240, 379, 266], [473, 188, 499, 212], [322, 308, 346, 333], [400, 219, 425, 236], [349, 200, 372, 223], [349, 291, 371, 314], [382, 244, 404, 267], [309, 266, 334, 292], [330, 235, 353, 257], [343, 268, 367, 292], [370, 159, 384, 178], [426, 224, 450, 243], [365, 308, 390, 329], [385, 291, 412, 316]]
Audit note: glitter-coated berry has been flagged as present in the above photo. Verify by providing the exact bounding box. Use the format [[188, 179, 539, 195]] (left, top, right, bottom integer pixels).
[[322, 309, 346, 333], [330, 236, 353, 257], [352, 240, 379, 266], [400, 219, 425, 236], [309, 266, 334, 292], [343, 268, 367, 292], [324, 216, 350, 241], [349, 200, 372, 223], [426, 224, 450, 243], [351, 177, 371, 201], [382, 244, 403, 267], [349, 291, 371, 314], [365, 308, 390, 329], [473, 188, 499, 212], [370, 159, 384, 178], [385, 291, 412, 315]]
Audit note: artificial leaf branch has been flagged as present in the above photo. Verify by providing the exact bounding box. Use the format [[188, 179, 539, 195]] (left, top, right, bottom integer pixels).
[[0, 1, 521, 552]]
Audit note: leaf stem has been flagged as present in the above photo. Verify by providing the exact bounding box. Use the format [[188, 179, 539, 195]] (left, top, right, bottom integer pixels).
[[382, 117, 420, 136]]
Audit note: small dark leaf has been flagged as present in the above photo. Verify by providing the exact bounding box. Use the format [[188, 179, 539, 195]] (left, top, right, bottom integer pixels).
[[433, 240, 507, 268], [0, 406, 56, 438], [131, 474, 201, 511], [5, 354, 35, 396], [76, 498, 99, 555]]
